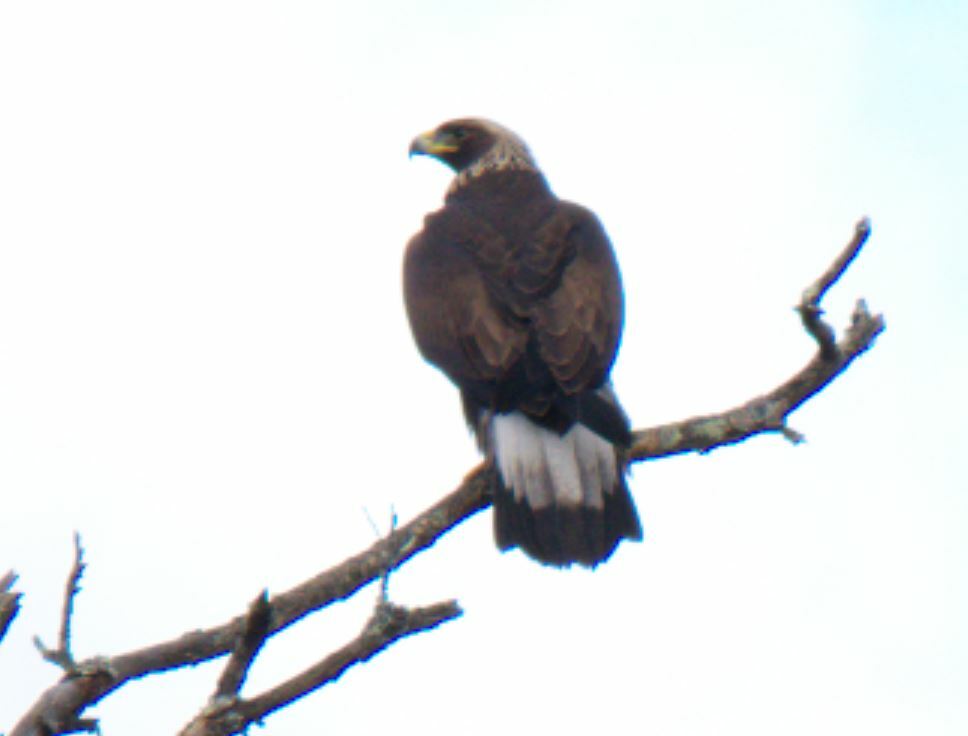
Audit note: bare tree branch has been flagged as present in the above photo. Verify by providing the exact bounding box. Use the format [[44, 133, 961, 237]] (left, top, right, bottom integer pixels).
[[631, 218, 883, 458], [10, 475, 489, 736], [9, 219, 884, 736], [179, 599, 461, 736], [1, 570, 22, 648], [798, 217, 871, 358]]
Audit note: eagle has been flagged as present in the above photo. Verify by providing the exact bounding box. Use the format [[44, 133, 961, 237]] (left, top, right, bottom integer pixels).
[[404, 118, 641, 567]]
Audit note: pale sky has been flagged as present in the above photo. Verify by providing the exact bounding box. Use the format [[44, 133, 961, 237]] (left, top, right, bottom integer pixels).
[[1, 2, 966, 734]]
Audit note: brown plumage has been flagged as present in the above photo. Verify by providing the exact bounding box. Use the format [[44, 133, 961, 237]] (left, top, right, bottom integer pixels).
[[404, 118, 641, 567]]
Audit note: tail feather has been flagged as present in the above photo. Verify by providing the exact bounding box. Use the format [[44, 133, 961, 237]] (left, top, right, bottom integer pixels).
[[489, 411, 642, 567], [493, 487, 639, 566], [575, 390, 632, 448]]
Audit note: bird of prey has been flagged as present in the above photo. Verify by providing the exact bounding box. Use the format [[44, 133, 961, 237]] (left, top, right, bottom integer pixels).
[[404, 118, 641, 567]]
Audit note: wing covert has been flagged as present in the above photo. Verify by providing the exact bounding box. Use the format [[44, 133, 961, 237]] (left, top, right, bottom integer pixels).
[[403, 214, 527, 388], [529, 204, 623, 394]]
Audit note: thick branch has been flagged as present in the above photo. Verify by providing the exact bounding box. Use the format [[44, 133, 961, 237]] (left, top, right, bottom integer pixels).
[[10, 219, 884, 736], [631, 298, 883, 458], [179, 600, 461, 736]]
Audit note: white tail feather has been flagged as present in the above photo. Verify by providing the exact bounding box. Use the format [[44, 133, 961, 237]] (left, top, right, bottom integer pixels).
[[490, 412, 618, 511]]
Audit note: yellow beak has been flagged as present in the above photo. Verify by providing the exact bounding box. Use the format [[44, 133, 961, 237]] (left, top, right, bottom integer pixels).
[[409, 129, 459, 157]]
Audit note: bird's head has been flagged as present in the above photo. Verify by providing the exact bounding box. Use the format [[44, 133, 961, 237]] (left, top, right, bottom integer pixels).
[[409, 118, 536, 182]]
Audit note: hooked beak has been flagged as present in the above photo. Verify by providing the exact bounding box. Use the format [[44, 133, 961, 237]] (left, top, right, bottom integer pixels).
[[409, 129, 459, 158]]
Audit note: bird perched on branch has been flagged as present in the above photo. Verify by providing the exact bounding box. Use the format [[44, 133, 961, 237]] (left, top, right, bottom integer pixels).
[[404, 118, 641, 567]]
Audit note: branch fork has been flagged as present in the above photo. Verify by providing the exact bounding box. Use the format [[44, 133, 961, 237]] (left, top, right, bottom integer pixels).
[[32, 533, 86, 675], [797, 217, 873, 361]]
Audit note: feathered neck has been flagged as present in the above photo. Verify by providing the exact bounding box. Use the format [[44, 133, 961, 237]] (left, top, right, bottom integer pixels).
[[448, 130, 537, 196]]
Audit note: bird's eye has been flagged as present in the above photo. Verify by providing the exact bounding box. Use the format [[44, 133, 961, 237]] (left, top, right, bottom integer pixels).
[[450, 126, 468, 140]]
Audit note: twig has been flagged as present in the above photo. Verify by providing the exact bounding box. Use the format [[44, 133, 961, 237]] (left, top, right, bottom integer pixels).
[[60, 534, 85, 660], [212, 591, 272, 701], [378, 508, 399, 604], [11, 219, 884, 736], [33, 533, 86, 673], [797, 217, 872, 360], [780, 425, 806, 445], [179, 599, 462, 736], [1, 570, 22, 646]]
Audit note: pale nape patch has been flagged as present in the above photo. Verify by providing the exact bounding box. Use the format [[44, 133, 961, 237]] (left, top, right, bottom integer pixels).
[[490, 412, 618, 511], [450, 119, 537, 193]]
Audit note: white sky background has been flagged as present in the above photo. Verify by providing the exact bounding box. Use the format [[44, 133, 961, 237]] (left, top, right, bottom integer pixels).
[[1, 1, 965, 733]]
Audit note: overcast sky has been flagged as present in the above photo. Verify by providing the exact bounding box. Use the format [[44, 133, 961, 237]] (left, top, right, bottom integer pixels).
[[1, 1, 966, 734]]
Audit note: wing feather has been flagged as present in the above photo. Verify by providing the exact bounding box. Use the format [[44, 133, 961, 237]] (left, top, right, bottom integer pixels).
[[403, 213, 526, 387], [528, 204, 623, 394]]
